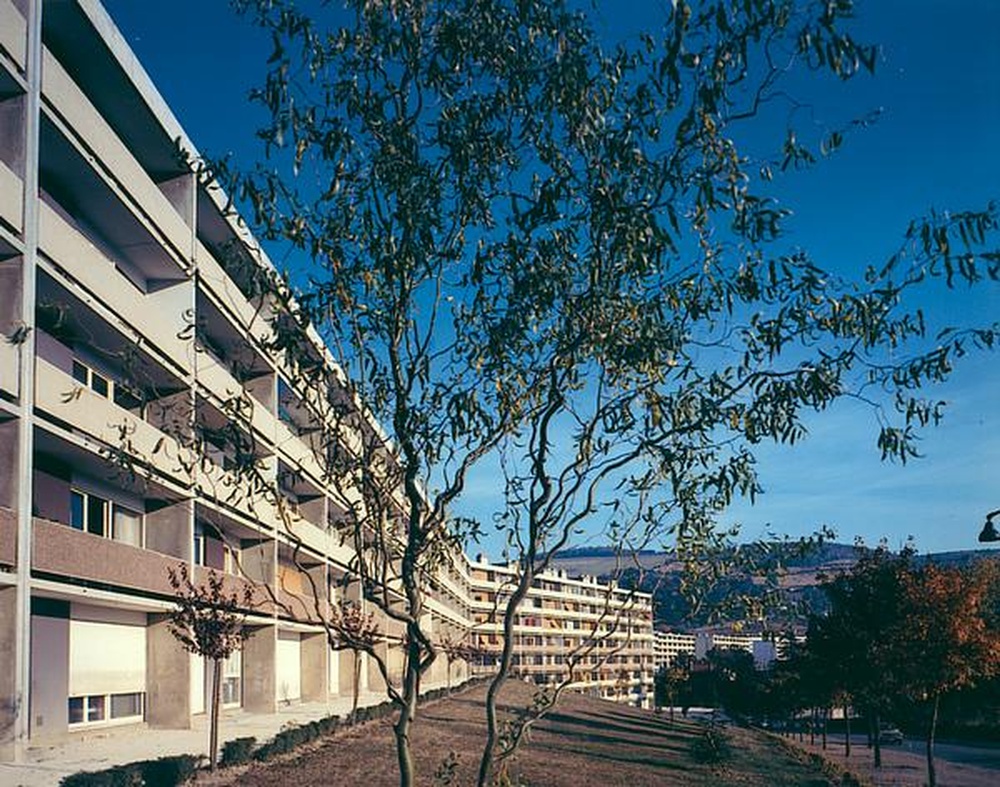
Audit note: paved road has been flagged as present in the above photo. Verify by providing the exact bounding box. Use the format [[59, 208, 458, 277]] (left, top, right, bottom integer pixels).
[[825, 734, 1000, 770]]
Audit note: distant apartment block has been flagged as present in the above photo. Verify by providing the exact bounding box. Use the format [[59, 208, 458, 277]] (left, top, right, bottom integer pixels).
[[469, 559, 656, 707], [0, 0, 655, 759], [654, 629, 796, 671]]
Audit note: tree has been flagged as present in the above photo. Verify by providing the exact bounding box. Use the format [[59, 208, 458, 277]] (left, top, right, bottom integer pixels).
[[167, 564, 252, 771], [806, 544, 914, 767], [895, 560, 1000, 787], [655, 652, 691, 723], [190, 0, 1000, 784]]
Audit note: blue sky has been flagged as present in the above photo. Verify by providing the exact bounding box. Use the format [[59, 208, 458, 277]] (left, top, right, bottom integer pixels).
[[103, 0, 999, 555]]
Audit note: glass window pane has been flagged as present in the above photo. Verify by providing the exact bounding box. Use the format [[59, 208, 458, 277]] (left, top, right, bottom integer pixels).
[[68, 697, 84, 724], [72, 361, 89, 385], [87, 495, 107, 536], [70, 491, 85, 530], [90, 372, 109, 398], [110, 693, 143, 719], [193, 522, 205, 566], [112, 506, 142, 547], [87, 695, 105, 722], [222, 677, 240, 705]]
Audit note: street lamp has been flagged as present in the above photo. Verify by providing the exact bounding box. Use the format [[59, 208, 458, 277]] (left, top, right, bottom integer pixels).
[[978, 509, 1000, 543]]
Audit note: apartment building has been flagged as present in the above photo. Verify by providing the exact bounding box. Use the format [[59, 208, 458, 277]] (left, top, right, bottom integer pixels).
[[0, 0, 475, 759], [653, 629, 791, 671], [0, 0, 659, 760], [468, 558, 656, 707]]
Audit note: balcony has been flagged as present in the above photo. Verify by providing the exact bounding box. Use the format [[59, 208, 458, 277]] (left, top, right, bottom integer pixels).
[[197, 458, 276, 529], [0, 158, 22, 234], [34, 356, 189, 484], [0, 333, 17, 399], [195, 240, 276, 347], [40, 48, 191, 265], [0, 0, 26, 72], [192, 565, 272, 616], [32, 516, 179, 596], [37, 199, 192, 370], [0, 504, 15, 569], [195, 350, 276, 441]]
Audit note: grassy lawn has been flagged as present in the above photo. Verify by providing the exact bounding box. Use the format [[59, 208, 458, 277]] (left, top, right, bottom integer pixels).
[[197, 682, 853, 786]]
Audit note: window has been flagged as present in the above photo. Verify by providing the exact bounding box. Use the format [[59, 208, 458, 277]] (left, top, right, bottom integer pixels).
[[69, 489, 142, 546], [73, 358, 142, 412], [193, 522, 206, 566], [69, 693, 144, 726], [223, 543, 237, 575], [222, 650, 241, 706], [112, 506, 142, 547], [72, 359, 110, 399]]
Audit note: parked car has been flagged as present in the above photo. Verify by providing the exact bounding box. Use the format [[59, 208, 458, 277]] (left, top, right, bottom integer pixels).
[[878, 726, 904, 745]]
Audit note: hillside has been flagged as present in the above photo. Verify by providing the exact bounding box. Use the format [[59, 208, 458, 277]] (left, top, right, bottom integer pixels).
[[203, 681, 854, 787], [549, 543, 999, 629]]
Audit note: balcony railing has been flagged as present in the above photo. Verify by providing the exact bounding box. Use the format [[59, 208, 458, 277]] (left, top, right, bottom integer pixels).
[[0, 505, 16, 569], [33, 516, 178, 596]]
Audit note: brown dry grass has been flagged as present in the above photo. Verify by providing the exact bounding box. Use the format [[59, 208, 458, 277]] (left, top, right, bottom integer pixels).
[[196, 682, 851, 786]]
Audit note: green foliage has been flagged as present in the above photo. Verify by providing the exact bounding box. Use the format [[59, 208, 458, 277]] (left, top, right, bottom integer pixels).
[[198, 1, 998, 784], [59, 756, 202, 787], [220, 736, 257, 767]]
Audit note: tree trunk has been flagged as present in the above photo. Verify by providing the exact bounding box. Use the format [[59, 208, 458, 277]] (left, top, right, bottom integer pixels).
[[873, 710, 882, 768], [810, 708, 816, 745], [352, 650, 361, 724], [844, 704, 851, 758], [927, 692, 940, 787], [393, 622, 424, 787], [209, 657, 222, 771], [477, 567, 534, 787], [821, 707, 827, 750]]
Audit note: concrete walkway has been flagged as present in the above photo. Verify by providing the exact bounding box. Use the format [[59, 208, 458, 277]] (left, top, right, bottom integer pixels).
[[0, 690, 388, 787]]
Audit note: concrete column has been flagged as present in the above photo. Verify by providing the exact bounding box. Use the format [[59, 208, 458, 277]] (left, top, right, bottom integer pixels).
[[146, 613, 191, 728], [10, 0, 42, 761], [27, 600, 69, 743], [300, 632, 327, 702], [338, 648, 357, 700], [242, 624, 276, 714]]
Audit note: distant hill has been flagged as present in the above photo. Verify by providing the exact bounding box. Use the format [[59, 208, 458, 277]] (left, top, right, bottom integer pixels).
[[548, 543, 1000, 629]]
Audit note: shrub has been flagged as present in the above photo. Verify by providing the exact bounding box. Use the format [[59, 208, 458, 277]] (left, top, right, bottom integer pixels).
[[60, 755, 200, 787], [60, 767, 138, 787], [134, 755, 201, 785], [690, 727, 731, 764], [220, 737, 257, 768]]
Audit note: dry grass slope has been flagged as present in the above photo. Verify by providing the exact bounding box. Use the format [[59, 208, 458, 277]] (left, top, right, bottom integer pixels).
[[197, 683, 852, 786]]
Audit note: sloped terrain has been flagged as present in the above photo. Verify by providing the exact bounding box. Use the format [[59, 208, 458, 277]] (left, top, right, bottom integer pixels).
[[199, 682, 848, 786]]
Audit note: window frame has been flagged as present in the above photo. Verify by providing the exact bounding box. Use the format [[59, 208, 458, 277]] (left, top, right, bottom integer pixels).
[[69, 488, 144, 547], [68, 692, 145, 728]]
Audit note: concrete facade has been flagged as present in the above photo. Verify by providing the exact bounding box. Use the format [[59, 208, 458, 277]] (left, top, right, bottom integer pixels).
[[0, 0, 655, 762]]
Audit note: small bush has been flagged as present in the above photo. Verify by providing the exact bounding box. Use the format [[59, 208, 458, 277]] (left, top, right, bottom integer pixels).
[[220, 737, 257, 768], [60, 755, 200, 787], [60, 767, 138, 787], [690, 727, 731, 764], [135, 755, 201, 785]]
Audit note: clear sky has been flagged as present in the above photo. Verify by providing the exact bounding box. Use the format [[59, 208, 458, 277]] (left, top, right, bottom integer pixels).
[[103, 0, 999, 556]]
